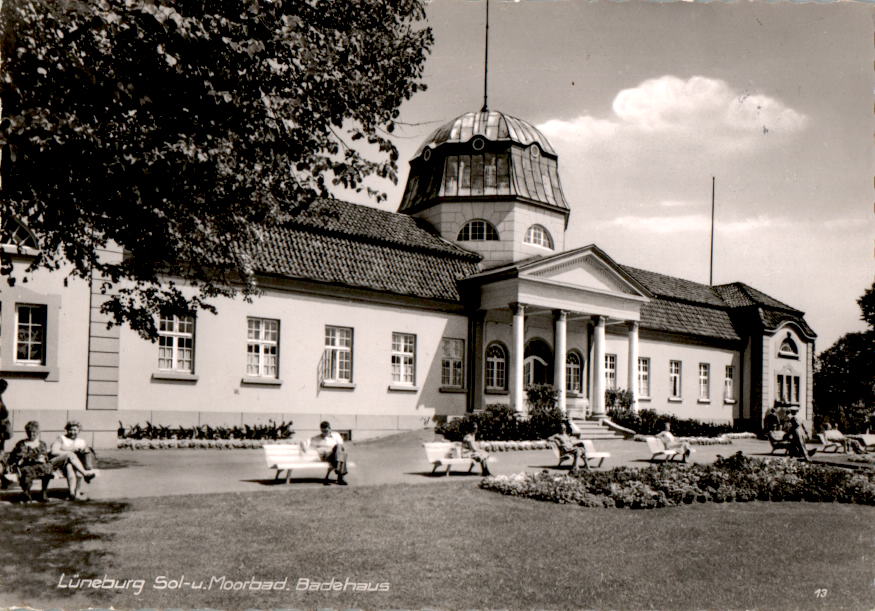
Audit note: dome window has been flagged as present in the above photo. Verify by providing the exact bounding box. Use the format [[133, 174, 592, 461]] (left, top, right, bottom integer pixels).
[[524, 224, 553, 249], [458, 219, 499, 242], [471, 136, 486, 151]]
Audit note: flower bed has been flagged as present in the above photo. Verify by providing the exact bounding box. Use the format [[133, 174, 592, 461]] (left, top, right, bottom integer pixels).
[[479, 440, 553, 452], [480, 453, 875, 509], [118, 439, 278, 450]]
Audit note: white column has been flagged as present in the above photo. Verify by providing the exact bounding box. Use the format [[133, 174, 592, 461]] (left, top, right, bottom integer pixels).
[[553, 310, 567, 414], [511, 302, 526, 413], [592, 315, 606, 417], [628, 321, 639, 412]]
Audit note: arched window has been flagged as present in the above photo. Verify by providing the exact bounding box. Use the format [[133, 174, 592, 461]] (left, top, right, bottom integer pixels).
[[485, 343, 507, 390], [1, 218, 38, 250], [458, 219, 499, 241], [778, 333, 799, 358], [566, 351, 582, 394], [524, 224, 553, 249]]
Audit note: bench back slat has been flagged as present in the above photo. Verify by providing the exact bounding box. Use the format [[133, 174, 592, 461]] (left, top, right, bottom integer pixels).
[[263, 443, 321, 466], [423, 442, 459, 463]]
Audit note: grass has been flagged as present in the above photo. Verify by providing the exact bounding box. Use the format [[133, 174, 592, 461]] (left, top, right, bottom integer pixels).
[[1, 481, 874, 610]]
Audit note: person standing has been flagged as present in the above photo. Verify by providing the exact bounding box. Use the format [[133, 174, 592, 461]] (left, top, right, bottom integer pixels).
[[308, 421, 348, 485], [787, 406, 814, 461], [0, 379, 12, 453]]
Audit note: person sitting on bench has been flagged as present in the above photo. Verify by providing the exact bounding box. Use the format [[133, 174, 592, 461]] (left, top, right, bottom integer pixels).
[[50, 420, 98, 500], [460, 422, 492, 476], [549, 420, 587, 473], [308, 421, 348, 486], [656, 422, 693, 462], [7, 420, 96, 502]]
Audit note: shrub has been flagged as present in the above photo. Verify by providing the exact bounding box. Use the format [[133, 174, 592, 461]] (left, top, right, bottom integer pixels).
[[607, 408, 733, 438], [480, 453, 875, 509], [605, 388, 633, 410], [118, 420, 295, 441], [435, 396, 564, 442]]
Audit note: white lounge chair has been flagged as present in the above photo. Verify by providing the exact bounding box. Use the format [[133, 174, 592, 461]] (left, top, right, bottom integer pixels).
[[645, 436, 680, 462]]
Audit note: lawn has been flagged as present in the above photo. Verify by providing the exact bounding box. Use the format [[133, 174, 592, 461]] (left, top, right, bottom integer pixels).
[[1, 481, 874, 610]]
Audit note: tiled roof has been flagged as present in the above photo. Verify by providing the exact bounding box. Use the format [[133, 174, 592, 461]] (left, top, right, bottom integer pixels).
[[638, 299, 740, 341], [620, 265, 725, 306], [760, 308, 816, 338], [290, 198, 480, 260], [714, 282, 798, 312], [248, 199, 480, 302], [621, 265, 813, 341]]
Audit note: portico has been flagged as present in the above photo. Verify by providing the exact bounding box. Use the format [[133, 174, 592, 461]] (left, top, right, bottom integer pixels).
[[462, 245, 651, 417]]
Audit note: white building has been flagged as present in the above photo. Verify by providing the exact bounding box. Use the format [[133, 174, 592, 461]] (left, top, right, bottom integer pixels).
[[1, 110, 815, 448]]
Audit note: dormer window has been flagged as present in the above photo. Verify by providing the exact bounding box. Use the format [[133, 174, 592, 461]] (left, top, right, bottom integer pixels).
[[778, 333, 799, 359], [524, 224, 553, 249], [458, 219, 499, 241]]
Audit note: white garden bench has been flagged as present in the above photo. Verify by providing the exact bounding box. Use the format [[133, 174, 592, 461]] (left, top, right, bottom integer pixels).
[[423, 442, 495, 476], [263, 443, 354, 484], [551, 439, 611, 469]]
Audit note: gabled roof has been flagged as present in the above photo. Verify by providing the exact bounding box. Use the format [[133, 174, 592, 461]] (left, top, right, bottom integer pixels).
[[248, 199, 480, 302], [465, 244, 651, 297]]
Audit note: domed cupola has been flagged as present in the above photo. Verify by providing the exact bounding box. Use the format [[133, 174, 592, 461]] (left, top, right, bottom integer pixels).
[[399, 110, 569, 214], [399, 110, 570, 269]]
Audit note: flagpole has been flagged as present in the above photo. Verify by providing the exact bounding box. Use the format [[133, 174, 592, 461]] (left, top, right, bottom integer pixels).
[[709, 176, 715, 286], [482, 0, 489, 112]]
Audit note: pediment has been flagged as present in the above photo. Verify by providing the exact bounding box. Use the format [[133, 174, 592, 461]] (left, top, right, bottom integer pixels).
[[521, 250, 647, 298]]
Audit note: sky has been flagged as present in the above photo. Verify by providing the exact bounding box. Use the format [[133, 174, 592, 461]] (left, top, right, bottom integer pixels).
[[342, 0, 874, 353]]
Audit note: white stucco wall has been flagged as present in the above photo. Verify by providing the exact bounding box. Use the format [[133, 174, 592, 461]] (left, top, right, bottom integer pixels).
[[606, 331, 738, 423], [763, 323, 812, 422], [1, 258, 91, 419], [116, 287, 469, 437], [415, 200, 566, 269]]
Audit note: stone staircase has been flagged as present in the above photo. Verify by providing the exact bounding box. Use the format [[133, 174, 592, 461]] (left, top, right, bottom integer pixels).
[[569, 416, 631, 440]]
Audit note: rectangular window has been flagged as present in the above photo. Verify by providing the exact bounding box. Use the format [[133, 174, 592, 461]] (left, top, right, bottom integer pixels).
[[637, 357, 650, 398], [440, 338, 465, 388], [724, 365, 735, 401], [483, 153, 497, 193], [443, 156, 458, 196], [793, 376, 800, 404], [604, 353, 616, 390], [158, 314, 195, 373], [458, 155, 471, 195], [246, 318, 279, 378], [15, 304, 46, 365], [391, 332, 416, 386], [470, 154, 484, 195], [669, 360, 682, 399], [698, 363, 710, 401], [323, 326, 353, 383], [496, 155, 510, 193]]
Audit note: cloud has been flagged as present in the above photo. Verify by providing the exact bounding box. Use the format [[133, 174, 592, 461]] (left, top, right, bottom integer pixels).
[[538, 75, 808, 157]]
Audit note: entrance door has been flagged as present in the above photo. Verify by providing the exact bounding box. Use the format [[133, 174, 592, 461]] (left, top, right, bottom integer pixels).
[[523, 338, 553, 386], [524, 356, 549, 386]]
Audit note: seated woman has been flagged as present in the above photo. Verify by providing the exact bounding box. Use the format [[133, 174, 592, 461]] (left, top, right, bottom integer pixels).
[[7, 421, 96, 502], [549, 420, 587, 473], [51, 420, 99, 499], [460, 422, 492, 476], [656, 422, 693, 462]]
